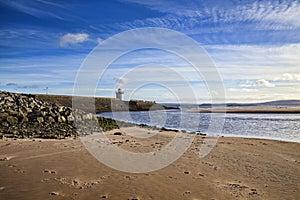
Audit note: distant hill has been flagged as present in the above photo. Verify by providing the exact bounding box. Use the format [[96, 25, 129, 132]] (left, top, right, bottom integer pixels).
[[255, 100, 300, 106], [160, 100, 300, 109], [200, 100, 300, 107]]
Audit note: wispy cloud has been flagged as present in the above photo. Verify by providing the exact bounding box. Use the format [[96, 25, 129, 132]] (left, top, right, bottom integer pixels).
[[0, 0, 66, 20], [119, 0, 300, 45], [122, 0, 300, 28]]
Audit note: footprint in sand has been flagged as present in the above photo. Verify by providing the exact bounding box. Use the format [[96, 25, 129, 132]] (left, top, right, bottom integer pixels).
[[41, 178, 50, 182], [0, 156, 15, 161], [100, 194, 108, 198], [0, 157, 9, 161], [7, 164, 25, 173], [100, 175, 110, 180], [43, 169, 57, 174], [128, 197, 140, 200], [15, 168, 25, 173], [198, 173, 204, 177], [49, 191, 60, 196], [124, 175, 137, 180]]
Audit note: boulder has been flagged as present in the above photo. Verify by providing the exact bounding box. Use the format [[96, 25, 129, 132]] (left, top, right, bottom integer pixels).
[[37, 117, 44, 123], [58, 116, 66, 123], [67, 114, 74, 122], [21, 116, 29, 123], [48, 116, 55, 123], [7, 116, 18, 125]]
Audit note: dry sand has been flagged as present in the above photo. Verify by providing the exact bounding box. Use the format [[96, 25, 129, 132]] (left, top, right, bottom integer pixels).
[[0, 127, 299, 200]]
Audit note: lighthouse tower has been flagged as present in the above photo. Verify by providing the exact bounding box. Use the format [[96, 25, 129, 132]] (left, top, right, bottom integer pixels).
[[116, 88, 124, 100]]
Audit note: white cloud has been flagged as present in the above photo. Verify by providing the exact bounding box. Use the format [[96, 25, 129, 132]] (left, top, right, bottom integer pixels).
[[60, 33, 89, 46], [206, 43, 300, 83], [115, 77, 129, 89], [274, 73, 300, 81], [253, 79, 275, 87], [226, 82, 300, 102], [241, 79, 275, 88]]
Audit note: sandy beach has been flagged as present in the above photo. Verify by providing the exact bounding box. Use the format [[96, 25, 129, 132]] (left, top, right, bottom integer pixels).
[[1, 127, 299, 200]]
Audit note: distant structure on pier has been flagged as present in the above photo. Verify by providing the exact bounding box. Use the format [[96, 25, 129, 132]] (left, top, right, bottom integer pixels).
[[115, 88, 124, 100]]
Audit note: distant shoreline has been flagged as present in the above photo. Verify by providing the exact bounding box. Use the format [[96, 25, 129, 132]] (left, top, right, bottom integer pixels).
[[188, 107, 300, 113]]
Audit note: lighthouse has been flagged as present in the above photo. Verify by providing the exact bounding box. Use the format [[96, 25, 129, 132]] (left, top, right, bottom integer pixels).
[[116, 88, 124, 100]]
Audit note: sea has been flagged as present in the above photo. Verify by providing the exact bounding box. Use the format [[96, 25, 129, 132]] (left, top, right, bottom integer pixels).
[[99, 109, 300, 143]]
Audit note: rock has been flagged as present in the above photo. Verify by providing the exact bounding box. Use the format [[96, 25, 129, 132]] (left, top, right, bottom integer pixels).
[[0, 112, 8, 119], [41, 111, 47, 117], [58, 116, 66, 123], [7, 116, 18, 125], [29, 101, 36, 108], [25, 107, 32, 113], [37, 117, 44, 123], [49, 111, 57, 118], [5, 96, 13, 102], [48, 116, 55, 123], [21, 116, 29, 123], [82, 113, 93, 120], [67, 114, 74, 122], [113, 132, 122, 136], [27, 111, 42, 120], [18, 108, 26, 117], [8, 110, 18, 115]]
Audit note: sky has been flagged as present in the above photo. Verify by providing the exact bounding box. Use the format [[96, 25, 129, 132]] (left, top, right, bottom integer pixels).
[[0, 0, 299, 103]]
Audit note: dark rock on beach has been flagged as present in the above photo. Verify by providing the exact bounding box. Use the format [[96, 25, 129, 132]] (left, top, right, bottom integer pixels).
[[0, 91, 120, 139]]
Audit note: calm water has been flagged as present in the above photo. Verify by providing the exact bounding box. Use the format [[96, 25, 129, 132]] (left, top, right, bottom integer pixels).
[[99, 110, 300, 142]]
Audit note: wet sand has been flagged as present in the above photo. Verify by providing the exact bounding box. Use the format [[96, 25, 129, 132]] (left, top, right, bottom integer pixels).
[[0, 127, 299, 200]]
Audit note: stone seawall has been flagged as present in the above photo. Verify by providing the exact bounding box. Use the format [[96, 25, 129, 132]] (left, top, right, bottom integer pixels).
[[0, 91, 120, 139]]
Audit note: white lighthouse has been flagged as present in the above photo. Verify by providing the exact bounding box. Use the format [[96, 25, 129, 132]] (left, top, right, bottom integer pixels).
[[116, 88, 124, 100]]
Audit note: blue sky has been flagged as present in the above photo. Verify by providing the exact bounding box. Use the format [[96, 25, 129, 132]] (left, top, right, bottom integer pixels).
[[0, 0, 299, 103]]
